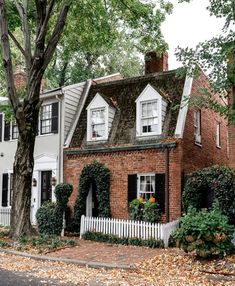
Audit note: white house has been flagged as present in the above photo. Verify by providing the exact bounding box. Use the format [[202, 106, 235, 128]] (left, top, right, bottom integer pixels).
[[0, 73, 121, 224]]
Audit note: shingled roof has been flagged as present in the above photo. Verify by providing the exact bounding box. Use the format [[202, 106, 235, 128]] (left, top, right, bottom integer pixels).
[[70, 70, 186, 149]]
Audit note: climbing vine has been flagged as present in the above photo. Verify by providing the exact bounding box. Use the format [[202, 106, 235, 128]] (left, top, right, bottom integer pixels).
[[72, 161, 111, 232], [183, 165, 235, 224]]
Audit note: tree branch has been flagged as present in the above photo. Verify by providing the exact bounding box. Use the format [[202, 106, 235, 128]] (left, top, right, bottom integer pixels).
[[36, 0, 56, 45], [0, 0, 19, 110], [42, 0, 71, 71], [14, 0, 32, 73], [8, 30, 26, 58]]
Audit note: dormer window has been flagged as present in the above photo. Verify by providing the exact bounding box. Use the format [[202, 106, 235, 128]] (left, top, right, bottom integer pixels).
[[141, 100, 158, 134], [87, 93, 115, 142], [91, 108, 106, 139], [136, 84, 165, 137]]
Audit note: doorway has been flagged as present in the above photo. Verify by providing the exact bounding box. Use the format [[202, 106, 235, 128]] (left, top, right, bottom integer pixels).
[[86, 181, 99, 217], [41, 171, 52, 205]]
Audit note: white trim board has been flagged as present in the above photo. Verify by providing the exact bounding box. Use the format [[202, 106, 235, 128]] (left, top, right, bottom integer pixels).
[[174, 76, 193, 138]]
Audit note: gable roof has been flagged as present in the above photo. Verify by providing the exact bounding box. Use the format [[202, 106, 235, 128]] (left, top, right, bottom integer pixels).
[[69, 70, 187, 149]]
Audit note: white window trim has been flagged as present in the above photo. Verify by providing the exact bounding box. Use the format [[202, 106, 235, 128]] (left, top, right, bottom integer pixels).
[[136, 84, 162, 137], [194, 110, 201, 145], [86, 93, 109, 142], [87, 106, 108, 141], [137, 173, 155, 199], [38, 102, 58, 136], [216, 122, 221, 148]]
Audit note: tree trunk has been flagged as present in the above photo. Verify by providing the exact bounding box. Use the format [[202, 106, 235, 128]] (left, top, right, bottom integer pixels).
[[9, 100, 39, 238]]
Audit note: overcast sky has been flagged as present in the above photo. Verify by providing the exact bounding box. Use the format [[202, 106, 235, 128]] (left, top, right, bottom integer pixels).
[[161, 0, 225, 69]]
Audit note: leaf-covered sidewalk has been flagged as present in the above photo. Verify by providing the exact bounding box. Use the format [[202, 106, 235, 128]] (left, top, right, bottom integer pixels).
[[0, 241, 234, 286]]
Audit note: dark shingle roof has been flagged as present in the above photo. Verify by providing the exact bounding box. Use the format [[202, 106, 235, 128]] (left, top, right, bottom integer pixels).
[[70, 70, 186, 148]]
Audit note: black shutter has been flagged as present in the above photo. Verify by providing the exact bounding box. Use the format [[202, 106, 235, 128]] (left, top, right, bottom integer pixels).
[[2, 173, 8, 207], [128, 174, 137, 203], [155, 173, 165, 212], [4, 121, 10, 141], [0, 114, 2, 142], [51, 102, 58, 133]]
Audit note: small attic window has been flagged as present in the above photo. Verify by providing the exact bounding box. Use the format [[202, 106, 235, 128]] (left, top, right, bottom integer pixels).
[[87, 93, 115, 142], [91, 108, 106, 139], [136, 84, 162, 137], [141, 100, 158, 133]]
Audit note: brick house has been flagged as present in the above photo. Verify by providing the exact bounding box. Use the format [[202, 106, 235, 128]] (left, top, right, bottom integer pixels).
[[64, 52, 228, 222]]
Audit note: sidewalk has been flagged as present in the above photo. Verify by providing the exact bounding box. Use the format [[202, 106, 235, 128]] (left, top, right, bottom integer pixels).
[[0, 238, 177, 269], [48, 239, 174, 267]]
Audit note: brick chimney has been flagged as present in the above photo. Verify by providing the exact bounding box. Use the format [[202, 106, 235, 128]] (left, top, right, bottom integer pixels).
[[145, 52, 168, 74]]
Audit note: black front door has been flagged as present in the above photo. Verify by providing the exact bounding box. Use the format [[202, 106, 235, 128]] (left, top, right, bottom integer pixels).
[[41, 171, 52, 205]]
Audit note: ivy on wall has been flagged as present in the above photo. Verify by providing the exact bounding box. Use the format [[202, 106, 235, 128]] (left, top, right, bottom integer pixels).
[[183, 165, 235, 224], [72, 161, 111, 232]]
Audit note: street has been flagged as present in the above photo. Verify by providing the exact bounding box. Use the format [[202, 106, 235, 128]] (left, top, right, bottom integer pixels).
[[0, 268, 73, 286]]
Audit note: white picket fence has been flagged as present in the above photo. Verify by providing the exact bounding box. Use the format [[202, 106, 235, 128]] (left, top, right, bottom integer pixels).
[[80, 215, 179, 247], [0, 207, 11, 226]]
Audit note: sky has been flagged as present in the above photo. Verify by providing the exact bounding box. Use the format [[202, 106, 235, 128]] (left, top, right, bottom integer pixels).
[[161, 0, 225, 69]]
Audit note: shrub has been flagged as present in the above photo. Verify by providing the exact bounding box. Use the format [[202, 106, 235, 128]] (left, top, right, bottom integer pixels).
[[174, 202, 235, 258], [36, 183, 73, 235], [36, 202, 62, 235], [82, 231, 164, 248], [129, 198, 161, 223], [143, 201, 161, 223], [183, 165, 235, 224]]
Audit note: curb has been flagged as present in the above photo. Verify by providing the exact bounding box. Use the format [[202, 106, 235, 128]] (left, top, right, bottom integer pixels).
[[0, 248, 136, 270]]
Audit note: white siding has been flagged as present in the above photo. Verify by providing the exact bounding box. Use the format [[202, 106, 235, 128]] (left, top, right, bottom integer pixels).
[[63, 82, 87, 141]]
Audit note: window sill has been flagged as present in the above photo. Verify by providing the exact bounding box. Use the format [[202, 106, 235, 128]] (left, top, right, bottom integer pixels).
[[37, 133, 58, 138], [194, 142, 202, 147]]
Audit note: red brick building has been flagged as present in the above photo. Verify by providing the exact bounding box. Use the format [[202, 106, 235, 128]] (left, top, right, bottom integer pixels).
[[64, 53, 228, 222]]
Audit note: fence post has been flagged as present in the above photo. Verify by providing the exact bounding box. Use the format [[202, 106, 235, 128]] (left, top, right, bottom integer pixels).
[[80, 215, 85, 238]]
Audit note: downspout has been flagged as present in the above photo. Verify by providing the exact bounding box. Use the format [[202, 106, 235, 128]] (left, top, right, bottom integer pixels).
[[56, 93, 63, 183], [165, 148, 170, 222]]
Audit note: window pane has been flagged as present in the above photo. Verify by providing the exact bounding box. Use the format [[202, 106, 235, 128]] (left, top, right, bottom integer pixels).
[[141, 100, 158, 134], [40, 104, 52, 134], [138, 174, 155, 199], [91, 108, 106, 139]]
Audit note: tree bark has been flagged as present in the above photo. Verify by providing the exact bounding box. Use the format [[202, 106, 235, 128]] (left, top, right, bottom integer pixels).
[[0, 0, 72, 238]]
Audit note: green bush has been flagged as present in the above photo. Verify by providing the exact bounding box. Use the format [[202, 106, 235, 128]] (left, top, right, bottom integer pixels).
[[183, 165, 235, 224], [36, 183, 73, 235], [36, 202, 62, 235], [143, 201, 161, 223], [129, 198, 161, 223], [174, 202, 235, 258], [82, 231, 164, 248]]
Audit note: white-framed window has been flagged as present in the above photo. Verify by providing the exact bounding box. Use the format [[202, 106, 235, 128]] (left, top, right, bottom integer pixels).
[[12, 122, 19, 139], [40, 104, 52, 134], [141, 100, 158, 134], [137, 173, 155, 200], [39, 102, 58, 135], [91, 108, 106, 139], [86, 93, 114, 142], [216, 122, 221, 148], [136, 84, 163, 137], [194, 110, 201, 145]]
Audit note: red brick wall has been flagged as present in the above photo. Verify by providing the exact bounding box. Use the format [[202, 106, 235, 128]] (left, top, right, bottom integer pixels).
[[182, 73, 228, 174], [64, 147, 182, 222]]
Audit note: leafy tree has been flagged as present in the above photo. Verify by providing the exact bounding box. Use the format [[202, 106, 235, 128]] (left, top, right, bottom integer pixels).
[[44, 0, 173, 87], [176, 1, 235, 105], [0, 0, 72, 238], [0, 0, 171, 238]]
